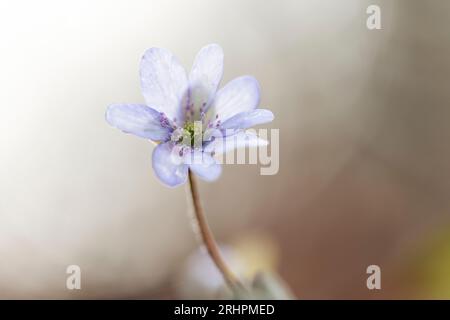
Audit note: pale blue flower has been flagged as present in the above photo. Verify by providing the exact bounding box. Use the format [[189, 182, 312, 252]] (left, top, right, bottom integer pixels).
[[106, 44, 274, 187]]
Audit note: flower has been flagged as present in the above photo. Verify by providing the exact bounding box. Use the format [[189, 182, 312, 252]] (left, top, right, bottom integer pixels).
[[106, 44, 274, 187]]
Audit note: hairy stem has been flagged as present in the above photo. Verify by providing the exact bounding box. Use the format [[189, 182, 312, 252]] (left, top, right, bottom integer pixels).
[[186, 169, 243, 291]]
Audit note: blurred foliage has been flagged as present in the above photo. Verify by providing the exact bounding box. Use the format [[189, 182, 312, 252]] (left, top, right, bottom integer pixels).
[[411, 224, 450, 299]]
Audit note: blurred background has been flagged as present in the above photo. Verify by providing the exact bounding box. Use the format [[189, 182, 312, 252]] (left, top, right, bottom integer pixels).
[[0, 0, 450, 299]]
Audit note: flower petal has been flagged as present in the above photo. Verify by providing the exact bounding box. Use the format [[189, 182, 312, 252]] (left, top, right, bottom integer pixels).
[[152, 142, 188, 187], [140, 48, 188, 124], [189, 44, 224, 113], [106, 104, 170, 141], [188, 152, 222, 182], [220, 109, 274, 130], [204, 131, 268, 155], [210, 76, 260, 122]]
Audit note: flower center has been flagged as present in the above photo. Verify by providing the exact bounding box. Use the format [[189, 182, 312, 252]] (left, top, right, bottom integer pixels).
[[171, 121, 203, 148]]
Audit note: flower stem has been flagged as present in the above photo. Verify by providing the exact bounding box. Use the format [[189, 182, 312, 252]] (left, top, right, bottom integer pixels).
[[186, 169, 243, 291]]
